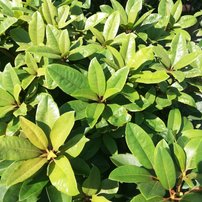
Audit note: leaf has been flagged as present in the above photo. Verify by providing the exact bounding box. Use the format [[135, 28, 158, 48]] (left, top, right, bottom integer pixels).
[[46, 185, 72, 202], [47, 64, 88, 96], [170, 33, 187, 67], [41, 0, 57, 25], [59, 29, 70, 56], [132, 70, 169, 84], [174, 52, 202, 70], [144, 113, 167, 132], [181, 193, 202, 202], [57, 5, 70, 29], [46, 24, 60, 51], [127, 0, 142, 24], [27, 46, 61, 59], [0, 0, 13, 17], [86, 103, 105, 128], [28, 11, 45, 45], [177, 15, 197, 28], [120, 33, 136, 65], [50, 111, 75, 151], [82, 166, 101, 196], [68, 44, 99, 61], [20, 116, 49, 150], [0, 17, 17, 35], [36, 93, 60, 136], [138, 181, 165, 200], [88, 58, 106, 97], [107, 45, 125, 68], [1, 66, 20, 95], [103, 11, 120, 41], [110, 0, 127, 25], [158, 0, 173, 17], [48, 155, 79, 196], [64, 134, 89, 158], [154, 140, 176, 190], [126, 123, 155, 169], [127, 47, 154, 70], [103, 67, 129, 100], [103, 104, 131, 127], [153, 45, 171, 67], [184, 139, 202, 170], [85, 12, 108, 30], [109, 165, 152, 183], [173, 143, 186, 172], [171, 0, 182, 22], [0, 106, 16, 118], [167, 108, 182, 134], [19, 179, 48, 201], [178, 92, 196, 107], [1, 158, 47, 187], [0, 88, 15, 106], [98, 179, 118, 195], [0, 136, 41, 160], [91, 195, 111, 202], [110, 153, 142, 167]]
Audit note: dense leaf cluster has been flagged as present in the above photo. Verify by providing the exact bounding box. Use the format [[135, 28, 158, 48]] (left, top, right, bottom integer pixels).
[[0, 0, 202, 201]]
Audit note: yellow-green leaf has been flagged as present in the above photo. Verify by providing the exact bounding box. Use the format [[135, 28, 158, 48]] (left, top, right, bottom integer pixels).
[[50, 111, 75, 151], [48, 155, 79, 196], [20, 117, 49, 150]]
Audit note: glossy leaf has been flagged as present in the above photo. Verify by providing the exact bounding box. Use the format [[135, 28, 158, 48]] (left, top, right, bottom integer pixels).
[[177, 15, 197, 28], [0, 88, 15, 106], [103, 67, 129, 100], [68, 44, 99, 61], [1, 66, 20, 96], [36, 93, 60, 135], [153, 45, 171, 68], [46, 24, 60, 51], [20, 117, 49, 150], [46, 185, 72, 202], [174, 52, 202, 70], [85, 12, 108, 30], [1, 158, 47, 186], [171, 0, 182, 22], [47, 64, 88, 95], [41, 0, 57, 25], [0, 136, 41, 160], [19, 179, 48, 201], [88, 58, 106, 97], [171, 33, 187, 67], [27, 46, 61, 59], [110, 153, 142, 167], [59, 29, 70, 56], [29, 11, 45, 45], [111, 0, 127, 25], [109, 165, 152, 183], [132, 70, 169, 84], [127, 47, 154, 70], [50, 111, 75, 151], [103, 11, 120, 41], [184, 139, 202, 170], [127, 0, 142, 24], [138, 181, 165, 200], [0, 16, 17, 35], [48, 155, 79, 196], [154, 140, 176, 190], [173, 143, 186, 172], [86, 103, 105, 128], [82, 166, 101, 196], [64, 134, 89, 158], [167, 108, 181, 134], [126, 122, 155, 169]]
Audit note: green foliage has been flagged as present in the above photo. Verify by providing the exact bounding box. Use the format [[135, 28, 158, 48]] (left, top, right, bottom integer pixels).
[[0, 0, 202, 201]]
